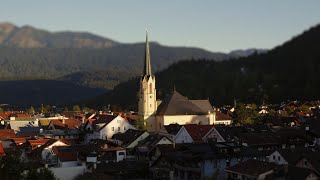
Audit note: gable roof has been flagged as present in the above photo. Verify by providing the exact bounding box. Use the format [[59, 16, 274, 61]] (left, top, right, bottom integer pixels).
[[183, 124, 214, 142], [53, 146, 77, 162], [215, 111, 232, 121], [112, 129, 147, 146], [48, 119, 81, 129], [190, 100, 214, 112], [156, 91, 207, 116], [226, 159, 276, 177], [163, 124, 182, 135], [138, 133, 172, 149]]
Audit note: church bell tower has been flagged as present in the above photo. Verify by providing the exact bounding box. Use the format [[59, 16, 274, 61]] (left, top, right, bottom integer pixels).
[[138, 31, 157, 129]]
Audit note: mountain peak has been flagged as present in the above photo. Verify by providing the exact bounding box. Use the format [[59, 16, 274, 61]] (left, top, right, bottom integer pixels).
[[0, 22, 118, 48], [0, 22, 17, 33]]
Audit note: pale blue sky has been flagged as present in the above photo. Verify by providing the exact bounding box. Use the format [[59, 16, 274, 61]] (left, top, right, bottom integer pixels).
[[1, 0, 319, 52]]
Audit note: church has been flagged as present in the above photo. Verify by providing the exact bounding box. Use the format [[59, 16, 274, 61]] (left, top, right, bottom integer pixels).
[[138, 32, 231, 132]]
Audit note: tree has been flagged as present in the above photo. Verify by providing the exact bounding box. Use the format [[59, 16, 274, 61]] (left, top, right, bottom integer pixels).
[[233, 103, 260, 125], [82, 107, 91, 113], [73, 105, 81, 112], [26, 106, 35, 114]]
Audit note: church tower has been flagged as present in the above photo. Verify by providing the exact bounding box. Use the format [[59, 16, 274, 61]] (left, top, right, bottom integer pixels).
[[138, 31, 157, 130]]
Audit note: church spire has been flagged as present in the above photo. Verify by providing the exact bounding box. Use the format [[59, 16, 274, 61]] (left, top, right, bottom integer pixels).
[[144, 30, 152, 76]]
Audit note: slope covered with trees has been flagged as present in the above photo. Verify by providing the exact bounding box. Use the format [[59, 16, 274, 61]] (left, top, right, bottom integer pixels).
[[87, 24, 320, 110]]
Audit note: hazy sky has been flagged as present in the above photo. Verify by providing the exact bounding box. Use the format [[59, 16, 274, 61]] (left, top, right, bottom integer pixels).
[[1, 0, 319, 52]]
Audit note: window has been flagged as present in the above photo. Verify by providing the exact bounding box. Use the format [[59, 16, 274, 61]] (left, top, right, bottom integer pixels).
[[117, 120, 121, 124], [278, 156, 280, 161], [124, 126, 126, 131], [149, 83, 152, 93], [118, 127, 120, 131], [118, 152, 125, 156], [112, 127, 114, 131], [273, 155, 275, 160]]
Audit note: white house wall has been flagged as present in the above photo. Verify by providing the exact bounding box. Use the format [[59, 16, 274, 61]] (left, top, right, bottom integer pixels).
[[127, 132, 150, 149], [175, 127, 193, 144], [155, 115, 214, 132], [99, 115, 136, 140], [268, 151, 288, 165], [157, 137, 173, 145], [41, 141, 69, 160]]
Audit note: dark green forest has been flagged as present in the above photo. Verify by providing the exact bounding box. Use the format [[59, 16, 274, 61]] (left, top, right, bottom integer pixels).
[[87, 24, 320, 110]]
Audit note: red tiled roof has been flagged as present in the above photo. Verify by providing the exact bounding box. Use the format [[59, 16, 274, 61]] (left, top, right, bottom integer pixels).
[[50, 119, 81, 129], [53, 146, 77, 162], [0, 112, 11, 119], [28, 139, 50, 146], [18, 114, 31, 118], [0, 142, 5, 156], [0, 129, 16, 140], [215, 111, 232, 121], [184, 124, 214, 142], [12, 137, 27, 145]]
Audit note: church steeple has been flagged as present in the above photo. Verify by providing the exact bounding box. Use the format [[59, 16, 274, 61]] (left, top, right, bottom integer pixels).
[[139, 30, 157, 132], [144, 30, 152, 76]]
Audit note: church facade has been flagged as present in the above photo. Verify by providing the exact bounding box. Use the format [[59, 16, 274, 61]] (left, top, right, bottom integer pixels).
[[138, 32, 229, 132]]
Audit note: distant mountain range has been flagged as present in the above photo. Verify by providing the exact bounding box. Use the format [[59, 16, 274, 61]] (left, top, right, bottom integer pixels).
[[87, 23, 320, 110], [0, 22, 118, 48], [0, 22, 267, 105], [0, 22, 266, 88]]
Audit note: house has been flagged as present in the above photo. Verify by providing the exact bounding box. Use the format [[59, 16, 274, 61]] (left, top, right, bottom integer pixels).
[[174, 124, 214, 143], [17, 127, 42, 137], [40, 139, 75, 165], [53, 146, 78, 167], [159, 124, 182, 141], [225, 159, 277, 180], [111, 129, 149, 149], [8, 118, 39, 133], [202, 126, 226, 142], [40, 129, 80, 139], [84, 114, 136, 141], [135, 133, 173, 160], [47, 119, 81, 130], [214, 111, 232, 125]]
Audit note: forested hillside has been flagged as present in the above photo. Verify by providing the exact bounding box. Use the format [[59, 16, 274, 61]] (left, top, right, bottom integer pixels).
[[87, 24, 320, 110]]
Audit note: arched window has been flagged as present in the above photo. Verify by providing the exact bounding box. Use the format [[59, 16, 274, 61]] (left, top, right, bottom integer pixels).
[[149, 83, 152, 93]]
